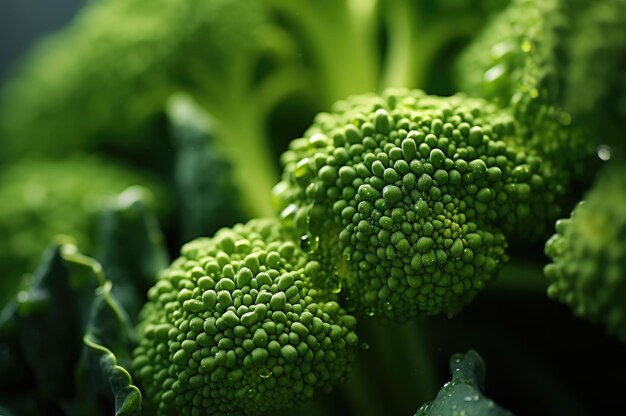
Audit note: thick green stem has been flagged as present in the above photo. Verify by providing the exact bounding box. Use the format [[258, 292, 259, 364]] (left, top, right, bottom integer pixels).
[[339, 352, 388, 416], [214, 109, 279, 218], [185, 50, 302, 218], [487, 259, 549, 295], [381, 0, 421, 89], [338, 318, 440, 415], [271, 0, 380, 106], [381, 6, 482, 91]]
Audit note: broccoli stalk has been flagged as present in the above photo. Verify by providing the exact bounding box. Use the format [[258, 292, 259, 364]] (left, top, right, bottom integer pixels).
[[379, 0, 508, 91], [269, 0, 510, 106], [269, 0, 380, 106]]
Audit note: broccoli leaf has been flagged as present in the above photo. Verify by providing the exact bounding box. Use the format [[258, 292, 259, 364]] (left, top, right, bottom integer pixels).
[[167, 94, 244, 240], [76, 279, 142, 416], [95, 186, 169, 320], [0, 245, 142, 416], [415, 350, 514, 416], [0, 186, 168, 415]]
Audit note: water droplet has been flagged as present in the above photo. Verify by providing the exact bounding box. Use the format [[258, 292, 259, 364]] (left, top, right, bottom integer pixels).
[[300, 233, 319, 253], [259, 368, 272, 379], [309, 133, 330, 147], [383, 302, 393, 312], [597, 145, 612, 161], [343, 251, 351, 261], [557, 111, 572, 126], [294, 158, 311, 179], [280, 204, 297, 221], [361, 342, 370, 351], [326, 277, 342, 294], [247, 388, 255, 398], [529, 88, 539, 98], [521, 39, 533, 53], [483, 64, 506, 83], [491, 41, 514, 59], [16, 290, 29, 304], [365, 307, 376, 317]]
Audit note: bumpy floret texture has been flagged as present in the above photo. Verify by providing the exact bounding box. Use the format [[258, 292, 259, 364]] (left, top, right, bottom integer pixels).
[[275, 89, 562, 320], [545, 164, 626, 342], [0, 157, 157, 304], [133, 218, 358, 416], [457, 0, 626, 174]]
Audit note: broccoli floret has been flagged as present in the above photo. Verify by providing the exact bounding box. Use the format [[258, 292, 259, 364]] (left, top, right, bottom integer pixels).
[[274, 89, 563, 320], [133, 218, 359, 415], [0, 157, 160, 305], [544, 163, 626, 342], [456, 0, 626, 174]]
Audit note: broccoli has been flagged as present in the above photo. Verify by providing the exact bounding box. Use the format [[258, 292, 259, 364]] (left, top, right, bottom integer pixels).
[[275, 88, 566, 320], [1, 0, 626, 415], [456, 0, 626, 175], [545, 163, 626, 342], [133, 218, 358, 415], [0, 157, 160, 306]]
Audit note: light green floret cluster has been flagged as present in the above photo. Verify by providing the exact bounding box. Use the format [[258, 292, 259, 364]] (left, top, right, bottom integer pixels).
[[544, 164, 626, 342], [133, 218, 358, 416], [275, 89, 562, 320]]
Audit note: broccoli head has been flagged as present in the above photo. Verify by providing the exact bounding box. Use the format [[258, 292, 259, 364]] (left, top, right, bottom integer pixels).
[[133, 218, 358, 415], [456, 0, 626, 174], [545, 163, 626, 342], [275, 89, 564, 320]]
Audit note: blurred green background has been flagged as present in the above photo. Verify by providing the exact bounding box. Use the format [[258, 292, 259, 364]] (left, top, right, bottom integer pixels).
[[0, 1, 85, 81]]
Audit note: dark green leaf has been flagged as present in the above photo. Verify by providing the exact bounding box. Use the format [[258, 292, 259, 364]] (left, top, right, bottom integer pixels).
[[168, 94, 244, 240], [0, 245, 142, 415], [95, 186, 169, 321], [415, 350, 514, 416], [75, 280, 142, 416]]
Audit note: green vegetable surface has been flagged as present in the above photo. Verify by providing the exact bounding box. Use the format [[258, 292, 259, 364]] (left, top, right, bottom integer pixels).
[[0, 0, 625, 415]]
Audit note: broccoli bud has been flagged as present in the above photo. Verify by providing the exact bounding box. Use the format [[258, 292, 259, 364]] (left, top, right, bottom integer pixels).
[[133, 218, 358, 415], [275, 89, 563, 320], [545, 163, 626, 342]]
